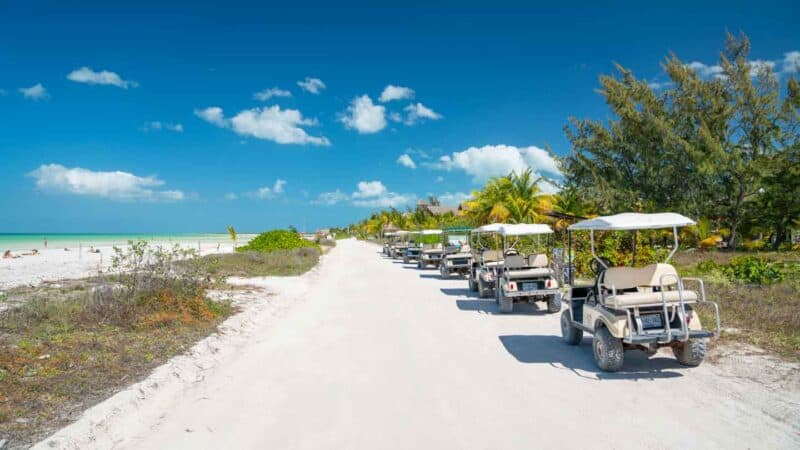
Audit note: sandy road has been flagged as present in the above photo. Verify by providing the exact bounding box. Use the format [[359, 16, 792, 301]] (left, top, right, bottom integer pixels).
[[41, 239, 799, 449]]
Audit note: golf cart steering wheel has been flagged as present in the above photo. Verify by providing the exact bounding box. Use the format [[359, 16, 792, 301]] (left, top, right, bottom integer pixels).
[[504, 249, 519, 256], [590, 257, 611, 275]]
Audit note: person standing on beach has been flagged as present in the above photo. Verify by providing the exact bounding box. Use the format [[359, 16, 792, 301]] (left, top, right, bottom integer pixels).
[[44, 237, 48, 248]]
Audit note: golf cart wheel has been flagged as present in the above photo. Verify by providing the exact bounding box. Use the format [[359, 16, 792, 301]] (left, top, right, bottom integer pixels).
[[498, 294, 513, 313], [547, 293, 562, 313], [672, 338, 707, 367], [593, 326, 624, 372], [440, 264, 450, 279], [560, 310, 583, 345], [403, 256, 409, 264], [478, 278, 490, 298], [469, 276, 478, 292], [417, 260, 423, 269]]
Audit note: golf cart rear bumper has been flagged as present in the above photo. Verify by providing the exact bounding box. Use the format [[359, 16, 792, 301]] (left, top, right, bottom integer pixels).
[[624, 329, 715, 344], [504, 288, 560, 298]]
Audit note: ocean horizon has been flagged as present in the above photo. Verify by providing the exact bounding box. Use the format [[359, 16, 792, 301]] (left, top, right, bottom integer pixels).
[[0, 233, 256, 251]]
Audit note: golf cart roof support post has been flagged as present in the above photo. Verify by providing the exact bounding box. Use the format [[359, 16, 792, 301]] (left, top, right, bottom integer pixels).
[[589, 229, 608, 270], [568, 229, 574, 285], [666, 226, 679, 263]]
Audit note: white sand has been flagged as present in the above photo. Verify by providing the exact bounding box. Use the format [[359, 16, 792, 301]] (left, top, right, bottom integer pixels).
[[0, 241, 236, 290], [34, 239, 800, 449]]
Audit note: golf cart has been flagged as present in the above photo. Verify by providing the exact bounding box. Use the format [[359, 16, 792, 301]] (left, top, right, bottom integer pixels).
[[467, 223, 505, 298], [495, 224, 561, 314], [439, 227, 473, 278], [382, 231, 399, 256], [403, 231, 422, 264], [417, 229, 445, 269], [561, 213, 721, 372], [390, 231, 410, 259]]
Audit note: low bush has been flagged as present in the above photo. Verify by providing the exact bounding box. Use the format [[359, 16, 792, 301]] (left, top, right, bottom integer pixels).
[[201, 248, 320, 277], [721, 256, 785, 285], [237, 229, 320, 253]]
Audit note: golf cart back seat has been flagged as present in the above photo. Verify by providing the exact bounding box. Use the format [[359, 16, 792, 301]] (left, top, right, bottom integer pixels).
[[503, 254, 553, 279], [602, 263, 699, 308], [482, 249, 503, 263]]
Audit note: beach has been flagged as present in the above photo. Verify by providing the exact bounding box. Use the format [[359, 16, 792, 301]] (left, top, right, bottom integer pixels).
[[0, 235, 254, 289]]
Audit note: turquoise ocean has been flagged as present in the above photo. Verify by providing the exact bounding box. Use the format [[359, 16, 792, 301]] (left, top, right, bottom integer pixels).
[[0, 233, 252, 251]]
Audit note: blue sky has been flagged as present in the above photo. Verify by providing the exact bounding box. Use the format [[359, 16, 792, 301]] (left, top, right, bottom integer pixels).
[[1, 1, 798, 233]]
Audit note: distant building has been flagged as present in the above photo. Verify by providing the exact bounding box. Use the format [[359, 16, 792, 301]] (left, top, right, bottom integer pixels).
[[415, 198, 462, 216]]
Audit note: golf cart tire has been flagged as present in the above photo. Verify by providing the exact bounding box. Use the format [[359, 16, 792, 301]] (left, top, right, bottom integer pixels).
[[478, 278, 491, 298], [593, 326, 624, 372], [403, 256, 409, 264], [672, 338, 707, 367], [547, 293, 562, 313], [560, 310, 583, 345], [417, 260, 423, 269], [469, 276, 478, 292], [440, 264, 450, 279], [498, 294, 513, 313]]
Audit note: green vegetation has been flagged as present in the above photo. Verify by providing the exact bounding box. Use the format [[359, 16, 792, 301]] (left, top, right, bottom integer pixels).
[[237, 229, 320, 253], [0, 242, 234, 447], [201, 248, 321, 277]]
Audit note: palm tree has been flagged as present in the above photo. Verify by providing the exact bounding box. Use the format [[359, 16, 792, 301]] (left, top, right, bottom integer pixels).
[[464, 169, 546, 225]]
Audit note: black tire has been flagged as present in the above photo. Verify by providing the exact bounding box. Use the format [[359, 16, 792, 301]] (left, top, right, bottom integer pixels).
[[498, 293, 513, 313], [560, 310, 583, 345], [672, 338, 707, 367], [417, 260, 423, 269], [547, 293, 562, 313], [403, 256, 409, 264], [478, 278, 491, 298], [593, 326, 624, 372], [469, 274, 478, 292], [440, 264, 450, 279]]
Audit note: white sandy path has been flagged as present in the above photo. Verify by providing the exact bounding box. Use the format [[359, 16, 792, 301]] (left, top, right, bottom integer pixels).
[[36, 239, 800, 449], [0, 242, 236, 290]]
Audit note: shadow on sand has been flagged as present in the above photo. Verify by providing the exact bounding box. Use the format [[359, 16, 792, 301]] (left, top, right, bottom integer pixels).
[[498, 334, 686, 380], [455, 298, 552, 316]]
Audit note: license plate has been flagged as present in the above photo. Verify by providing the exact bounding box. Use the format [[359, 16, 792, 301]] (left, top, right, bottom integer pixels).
[[641, 314, 663, 329], [521, 282, 539, 291]]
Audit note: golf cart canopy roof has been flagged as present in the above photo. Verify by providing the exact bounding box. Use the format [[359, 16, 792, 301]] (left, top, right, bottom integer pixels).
[[420, 229, 443, 235], [498, 224, 554, 236], [395, 230, 411, 235], [568, 213, 696, 231], [474, 223, 504, 233]]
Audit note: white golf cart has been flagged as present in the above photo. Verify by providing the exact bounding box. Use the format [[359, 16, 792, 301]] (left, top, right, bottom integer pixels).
[[439, 227, 473, 278], [561, 213, 721, 372], [417, 229, 445, 269], [403, 231, 423, 264], [390, 231, 410, 259], [495, 224, 562, 314], [382, 231, 400, 256], [467, 223, 505, 298]]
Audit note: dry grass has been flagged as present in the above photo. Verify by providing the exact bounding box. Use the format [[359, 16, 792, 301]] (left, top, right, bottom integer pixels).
[[673, 250, 800, 361], [199, 248, 320, 278]]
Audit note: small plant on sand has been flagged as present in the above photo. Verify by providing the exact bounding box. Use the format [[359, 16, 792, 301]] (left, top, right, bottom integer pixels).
[[237, 229, 320, 253], [227, 225, 238, 249]]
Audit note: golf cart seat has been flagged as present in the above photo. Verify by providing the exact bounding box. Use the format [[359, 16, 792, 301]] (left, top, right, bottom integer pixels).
[[503, 254, 553, 278], [482, 249, 503, 263], [602, 264, 699, 308]]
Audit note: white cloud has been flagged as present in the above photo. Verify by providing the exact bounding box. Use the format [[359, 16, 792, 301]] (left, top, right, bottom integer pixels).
[[195, 105, 330, 146], [404, 102, 442, 125], [352, 180, 388, 198], [351, 180, 413, 208], [340, 95, 386, 134], [194, 107, 227, 127], [379, 85, 415, 102], [27, 164, 184, 202], [19, 83, 48, 100], [248, 179, 287, 199], [66, 67, 136, 88], [389, 112, 403, 123], [647, 81, 673, 90], [397, 154, 416, 169], [427, 144, 561, 182], [142, 121, 183, 132], [312, 190, 349, 205], [254, 87, 292, 101], [781, 51, 800, 74], [224, 192, 238, 200], [749, 59, 776, 77], [297, 77, 326, 94], [687, 61, 725, 79], [438, 192, 471, 205]]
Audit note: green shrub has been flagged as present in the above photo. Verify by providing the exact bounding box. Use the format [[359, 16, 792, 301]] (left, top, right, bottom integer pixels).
[[722, 256, 785, 285], [237, 229, 320, 253]]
